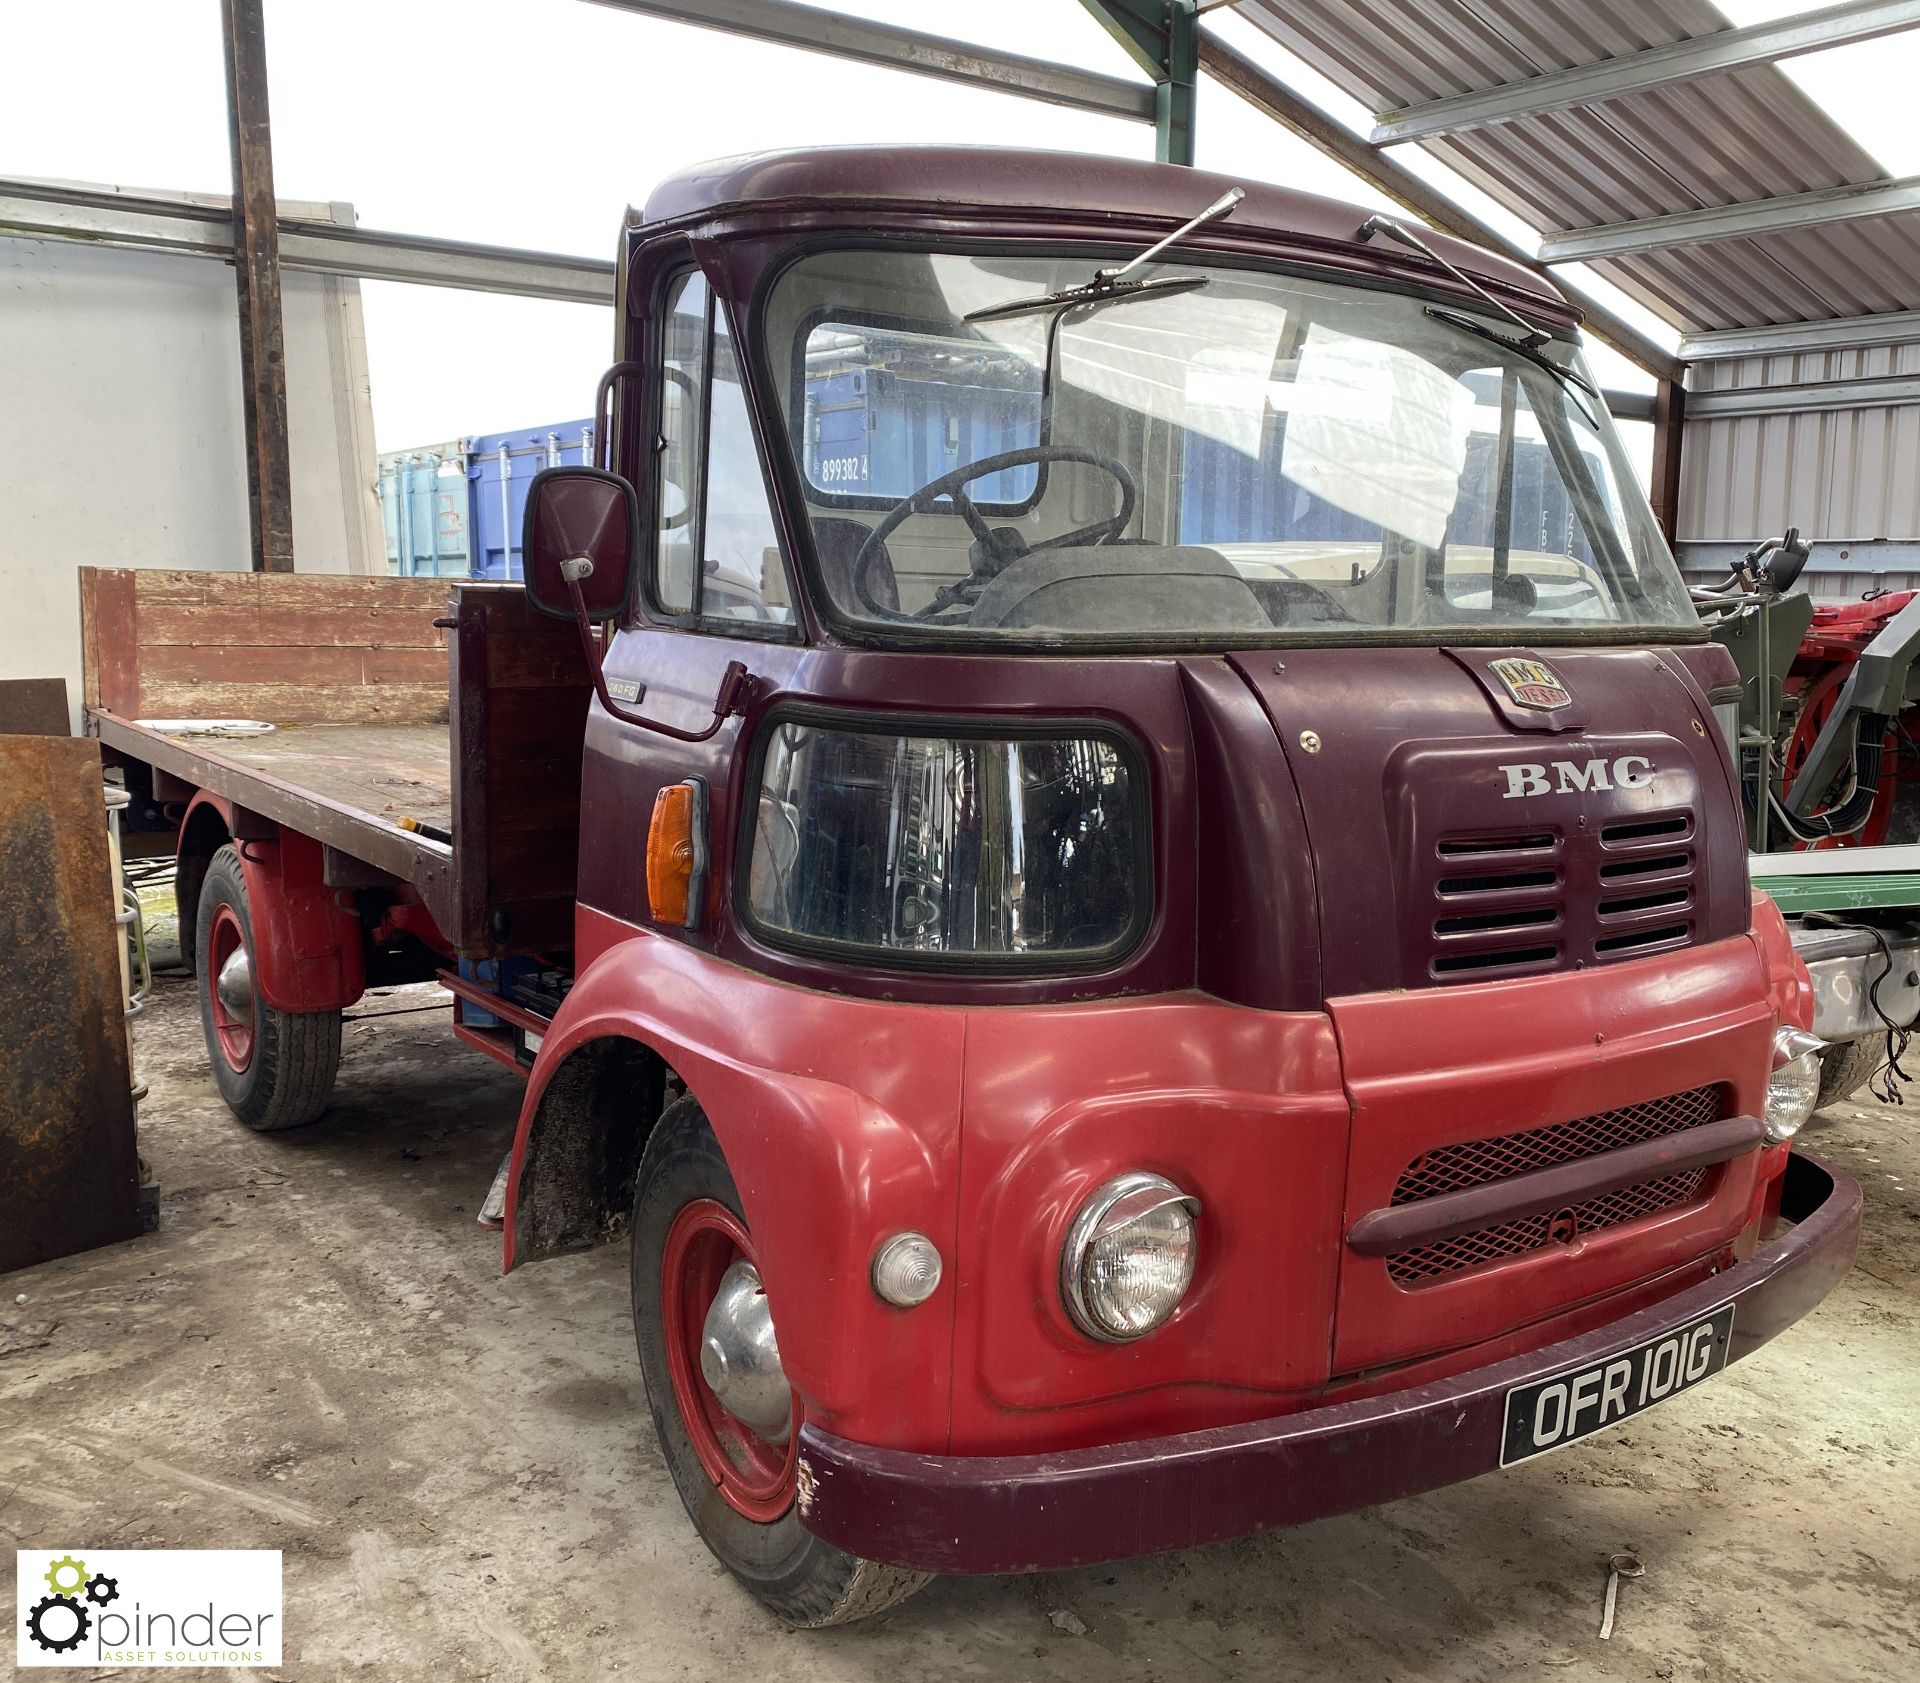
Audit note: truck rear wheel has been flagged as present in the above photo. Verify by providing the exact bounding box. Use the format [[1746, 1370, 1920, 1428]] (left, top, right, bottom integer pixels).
[[629, 1094, 931, 1628], [194, 844, 341, 1131], [1817, 1037, 1884, 1111]]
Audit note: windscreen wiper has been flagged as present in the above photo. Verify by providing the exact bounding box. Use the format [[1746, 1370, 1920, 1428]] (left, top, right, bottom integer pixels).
[[1424, 305, 1602, 425], [964, 186, 1245, 324], [1357, 213, 1601, 420]]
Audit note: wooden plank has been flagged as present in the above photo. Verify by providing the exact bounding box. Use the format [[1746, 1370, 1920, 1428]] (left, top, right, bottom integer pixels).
[[362, 648, 450, 686], [137, 645, 445, 689], [449, 584, 591, 957], [80, 569, 141, 717], [484, 691, 592, 757], [222, 0, 294, 573], [0, 679, 71, 736], [131, 569, 444, 607], [138, 601, 447, 649], [489, 836, 580, 899], [486, 767, 583, 811], [483, 626, 594, 688], [129, 680, 447, 726], [140, 645, 371, 687], [452, 594, 493, 951]]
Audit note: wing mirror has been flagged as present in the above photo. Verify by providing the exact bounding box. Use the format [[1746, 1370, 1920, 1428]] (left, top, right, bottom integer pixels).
[[519, 464, 755, 743], [522, 465, 638, 623]]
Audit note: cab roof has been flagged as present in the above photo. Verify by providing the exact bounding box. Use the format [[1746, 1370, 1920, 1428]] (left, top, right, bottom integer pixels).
[[632, 144, 1560, 313]]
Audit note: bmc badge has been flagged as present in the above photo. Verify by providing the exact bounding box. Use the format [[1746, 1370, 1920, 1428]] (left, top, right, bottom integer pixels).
[[1488, 657, 1571, 711]]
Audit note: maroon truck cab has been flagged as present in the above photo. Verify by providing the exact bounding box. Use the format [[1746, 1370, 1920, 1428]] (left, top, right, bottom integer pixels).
[[124, 147, 1860, 1629]]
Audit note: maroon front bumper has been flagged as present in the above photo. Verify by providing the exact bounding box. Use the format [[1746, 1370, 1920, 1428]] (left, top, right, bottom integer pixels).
[[795, 1152, 1860, 1575]]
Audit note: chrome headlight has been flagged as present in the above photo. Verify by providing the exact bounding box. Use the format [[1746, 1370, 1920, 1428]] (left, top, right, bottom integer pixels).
[[1765, 1027, 1825, 1143], [1060, 1172, 1199, 1343]]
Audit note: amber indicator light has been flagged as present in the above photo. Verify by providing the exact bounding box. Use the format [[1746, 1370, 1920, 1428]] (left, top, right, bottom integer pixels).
[[646, 779, 708, 928]]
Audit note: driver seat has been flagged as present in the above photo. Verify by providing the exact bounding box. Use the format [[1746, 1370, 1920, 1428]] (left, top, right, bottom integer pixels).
[[811, 516, 899, 614]]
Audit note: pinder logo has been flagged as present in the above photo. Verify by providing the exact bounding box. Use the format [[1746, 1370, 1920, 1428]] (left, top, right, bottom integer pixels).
[[16, 1550, 281, 1669]]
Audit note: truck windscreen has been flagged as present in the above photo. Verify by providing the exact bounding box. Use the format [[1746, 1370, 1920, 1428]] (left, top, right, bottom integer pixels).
[[766, 247, 1698, 643]]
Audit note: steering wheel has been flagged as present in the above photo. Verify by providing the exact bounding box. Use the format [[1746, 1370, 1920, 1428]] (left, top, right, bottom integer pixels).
[[851, 445, 1137, 622]]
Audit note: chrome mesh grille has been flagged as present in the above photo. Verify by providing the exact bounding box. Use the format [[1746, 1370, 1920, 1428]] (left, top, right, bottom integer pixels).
[[1387, 1170, 1710, 1285], [1384, 1084, 1726, 1287], [1392, 1085, 1725, 1206]]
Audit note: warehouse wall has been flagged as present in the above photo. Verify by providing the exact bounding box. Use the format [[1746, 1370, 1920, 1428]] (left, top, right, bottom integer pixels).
[[0, 194, 382, 728], [1677, 343, 1920, 600]]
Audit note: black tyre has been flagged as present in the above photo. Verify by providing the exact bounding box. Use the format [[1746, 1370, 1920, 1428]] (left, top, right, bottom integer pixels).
[[1816, 1037, 1883, 1111], [194, 844, 341, 1131], [630, 1095, 930, 1628]]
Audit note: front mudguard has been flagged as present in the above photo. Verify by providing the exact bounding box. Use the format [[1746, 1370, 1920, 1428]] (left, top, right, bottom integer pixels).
[[503, 922, 963, 1445]]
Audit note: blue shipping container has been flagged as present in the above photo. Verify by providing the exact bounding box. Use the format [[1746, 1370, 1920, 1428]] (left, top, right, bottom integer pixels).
[[377, 421, 595, 578], [377, 444, 470, 577]]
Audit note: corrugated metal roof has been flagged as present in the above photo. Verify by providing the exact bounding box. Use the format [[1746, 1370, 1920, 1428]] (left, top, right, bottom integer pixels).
[[1236, 0, 1920, 333]]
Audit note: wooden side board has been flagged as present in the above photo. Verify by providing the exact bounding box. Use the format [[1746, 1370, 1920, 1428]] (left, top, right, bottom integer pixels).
[[79, 568, 451, 726], [450, 585, 592, 957]]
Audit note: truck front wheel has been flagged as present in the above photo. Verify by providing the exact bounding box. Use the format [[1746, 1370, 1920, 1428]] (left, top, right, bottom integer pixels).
[[194, 844, 341, 1130], [629, 1094, 931, 1627], [1817, 1037, 1884, 1111]]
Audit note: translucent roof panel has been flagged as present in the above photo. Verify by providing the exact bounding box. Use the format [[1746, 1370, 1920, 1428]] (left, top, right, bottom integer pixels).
[[1236, 0, 1920, 332]]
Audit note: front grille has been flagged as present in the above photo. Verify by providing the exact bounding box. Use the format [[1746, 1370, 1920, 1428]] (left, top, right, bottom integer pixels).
[[1387, 1170, 1709, 1285], [1384, 1084, 1726, 1286], [1393, 1084, 1724, 1204], [1425, 815, 1699, 982]]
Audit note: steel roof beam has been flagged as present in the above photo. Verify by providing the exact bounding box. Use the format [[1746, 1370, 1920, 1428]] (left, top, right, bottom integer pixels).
[[581, 0, 1155, 121], [1195, 32, 1683, 383], [1079, 2, 1200, 163], [1371, 0, 1920, 144], [1538, 175, 1920, 263], [1680, 309, 1920, 360], [0, 180, 615, 305], [1686, 374, 1920, 419]]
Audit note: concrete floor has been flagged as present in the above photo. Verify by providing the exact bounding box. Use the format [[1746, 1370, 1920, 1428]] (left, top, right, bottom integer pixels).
[[2, 976, 1916, 1681]]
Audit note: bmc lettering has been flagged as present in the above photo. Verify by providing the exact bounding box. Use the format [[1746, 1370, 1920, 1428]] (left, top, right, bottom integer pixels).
[[1499, 756, 1654, 800]]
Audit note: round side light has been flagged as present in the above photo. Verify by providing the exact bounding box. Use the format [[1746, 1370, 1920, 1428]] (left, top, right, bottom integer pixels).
[[871, 1232, 943, 1307]]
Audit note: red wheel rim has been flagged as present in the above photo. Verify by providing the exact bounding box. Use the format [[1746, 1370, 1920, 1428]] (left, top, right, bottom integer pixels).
[[207, 904, 255, 1071], [660, 1199, 798, 1522]]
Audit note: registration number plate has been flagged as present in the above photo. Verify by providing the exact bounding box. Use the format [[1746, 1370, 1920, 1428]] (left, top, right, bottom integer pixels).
[[1500, 1305, 1735, 1467]]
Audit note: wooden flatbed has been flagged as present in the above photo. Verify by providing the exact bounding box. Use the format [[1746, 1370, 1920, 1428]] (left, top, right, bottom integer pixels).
[[82, 569, 592, 957]]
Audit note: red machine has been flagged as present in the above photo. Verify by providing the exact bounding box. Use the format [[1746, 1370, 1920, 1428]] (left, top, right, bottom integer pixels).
[[89, 149, 1860, 1627], [1782, 592, 1918, 847]]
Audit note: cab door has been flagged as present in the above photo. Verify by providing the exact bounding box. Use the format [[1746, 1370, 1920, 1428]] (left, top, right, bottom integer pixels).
[[576, 265, 805, 939]]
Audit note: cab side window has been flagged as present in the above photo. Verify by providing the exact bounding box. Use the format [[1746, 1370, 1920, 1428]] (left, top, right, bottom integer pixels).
[[654, 273, 707, 615], [652, 271, 796, 629]]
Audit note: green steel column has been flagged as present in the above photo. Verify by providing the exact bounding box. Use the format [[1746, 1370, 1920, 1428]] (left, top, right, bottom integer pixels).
[[1079, 1, 1198, 165]]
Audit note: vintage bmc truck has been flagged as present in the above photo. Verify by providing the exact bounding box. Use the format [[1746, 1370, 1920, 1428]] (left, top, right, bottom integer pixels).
[[84, 148, 1862, 1627]]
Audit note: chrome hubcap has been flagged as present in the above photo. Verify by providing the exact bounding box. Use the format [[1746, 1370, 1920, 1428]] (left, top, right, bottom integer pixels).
[[215, 946, 254, 1025], [698, 1259, 791, 1443]]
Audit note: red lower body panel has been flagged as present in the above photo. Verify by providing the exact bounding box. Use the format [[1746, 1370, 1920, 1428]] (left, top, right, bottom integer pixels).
[[1328, 933, 1777, 1371], [796, 1153, 1858, 1573], [532, 908, 1808, 1462]]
